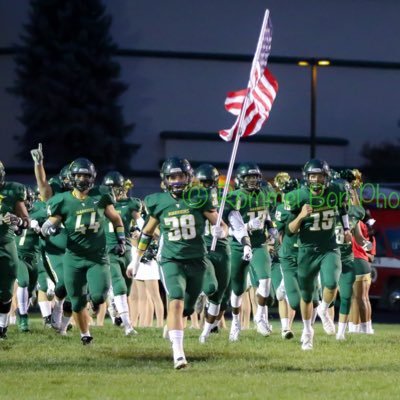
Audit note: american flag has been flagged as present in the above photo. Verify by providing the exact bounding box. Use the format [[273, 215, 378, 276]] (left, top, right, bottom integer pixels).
[[219, 16, 278, 142]]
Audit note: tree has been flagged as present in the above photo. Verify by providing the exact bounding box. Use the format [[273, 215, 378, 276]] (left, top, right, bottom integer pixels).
[[361, 139, 400, 182], [9, 0, 135, 171]]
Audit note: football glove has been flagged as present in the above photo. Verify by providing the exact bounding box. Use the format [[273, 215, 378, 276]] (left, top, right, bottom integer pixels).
[[242, 245, 253, 261], [114, 239, 126, 256], [247, 216, 264, 231], [31, 143, 44, 165]]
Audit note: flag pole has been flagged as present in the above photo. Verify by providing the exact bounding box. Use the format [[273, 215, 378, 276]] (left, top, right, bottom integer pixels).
[[211, 9, 270, 251]]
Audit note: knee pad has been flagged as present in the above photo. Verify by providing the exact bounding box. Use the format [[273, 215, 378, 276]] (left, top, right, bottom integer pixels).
[[256, 279, 270, 298], [207, 302, 220, 317], [276, 280, 286, 301], [230, 292, 242, 308]]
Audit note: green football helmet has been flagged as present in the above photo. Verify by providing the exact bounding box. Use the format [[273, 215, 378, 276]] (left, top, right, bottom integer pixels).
[[160, 157, 193, 195], [0, 161, 5, 187], [59, 164, 73, 190], [235, 162, 263, 191], [102, 171, 125, 197], [25, 186, 36, 211], [194, 164, 219, 189], [69, 158, 97, 192], [302, 159, 330, 193]]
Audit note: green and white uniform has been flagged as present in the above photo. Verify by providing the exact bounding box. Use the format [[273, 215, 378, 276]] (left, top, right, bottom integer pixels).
[[228, 187, 272, 296], [105, 197, 141, 296], [145, 190, 216, 316], [0, 182, 26, 303], [284, 182, 348, 303], [47, 186, 114, 312]]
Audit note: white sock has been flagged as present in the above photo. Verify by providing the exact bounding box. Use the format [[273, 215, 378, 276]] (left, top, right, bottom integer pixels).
[[348, 322, 355, 332], [360, 322, 367, 333], [9, 315, 16, 325], [17, 286, 29, 315], [281, 317, 289, 331], [80, 331, 91, 338], [0, 313, 9, 328], [211, 319, 220, 329], [366, 320, 374, 333], [255, 304, 264, 322], [169, 330, 185, 362], [337, 322, 347, 336], [38, 301, 52, 318], [302, 319, 312, 334], [52, 298, 64, 326], [201, 321, 213, 337], [265, 306, 269, 323], [60, 316, 71, 333], [114, 294, 133, 331], [320, 300, 330, 312]]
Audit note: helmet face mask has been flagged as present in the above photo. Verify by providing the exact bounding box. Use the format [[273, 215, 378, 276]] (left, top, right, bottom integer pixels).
[[69, 158, 96, 192], [194, 164, 219, 189], [103, 171, 125, 199], [303, 159, 330, 194], [161, 157, 193, 196], [25, 186, 36, 211], [236, 163, 263, 191], [59, 165, 73, 190]]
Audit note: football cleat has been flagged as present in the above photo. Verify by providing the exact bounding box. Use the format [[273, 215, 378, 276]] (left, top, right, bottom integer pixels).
[[336, 333, 346, 341], [229, 319, 241, 342], [0, 327, 8, 340], [43, 315, 52, 328], [174, 357, 188, 370], [255, 318, 271, 337], [199, 334, 208, 344], [18, 314, 30, 332], [81, 336, 93, 345], [301, 328, 314, 351], [281, 329, 294, 340], [317, 305, 336, 335], [114, 316, 123, 327], [125, 327, 138, 336]]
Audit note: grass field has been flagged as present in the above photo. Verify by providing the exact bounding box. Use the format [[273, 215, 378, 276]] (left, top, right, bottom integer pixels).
[[1, 318, 399, 400]]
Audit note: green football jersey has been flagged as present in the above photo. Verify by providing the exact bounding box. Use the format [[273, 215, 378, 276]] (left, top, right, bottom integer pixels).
[[203, 187, 229, 251], [49, 176, 67, 195], [284, 182, 348, 249], [47, 185, 114, 256], [228, 187, 272, 248], [145, 190, 217, 260], [15, 201, 47, 258], [105, 196, 142, 249], [275, 202, 298, 257], [335, 205, 365, 261], [0, 181, 27, 244]]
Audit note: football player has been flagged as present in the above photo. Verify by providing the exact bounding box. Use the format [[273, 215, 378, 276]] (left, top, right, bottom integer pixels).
[[41, 158, 125, 345], [102, 170, 143, 335], [194, 164, 252, 344], [285, 159, 352, 350], [0, 161, 30, 339], [228, 163, 277, 341], [127, 157, 228, 369], [30, 143, 72, 333]]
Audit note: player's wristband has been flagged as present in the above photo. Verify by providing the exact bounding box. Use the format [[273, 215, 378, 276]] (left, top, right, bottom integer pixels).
[[138, 233, 152, 252], [115, 226, 126, 243], [341, 214, 350, 231]]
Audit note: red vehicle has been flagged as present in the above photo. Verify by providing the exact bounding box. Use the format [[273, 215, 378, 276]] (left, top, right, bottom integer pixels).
[[368, 203, 400, 310]]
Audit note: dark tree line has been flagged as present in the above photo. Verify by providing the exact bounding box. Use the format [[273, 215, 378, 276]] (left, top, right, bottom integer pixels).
[[9, 0, 136, 172]]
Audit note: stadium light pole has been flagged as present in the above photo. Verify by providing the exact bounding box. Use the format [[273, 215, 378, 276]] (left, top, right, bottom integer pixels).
[[298, 59, 331, 159]]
